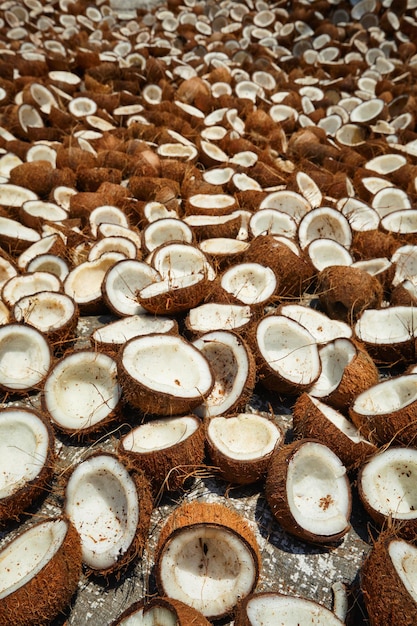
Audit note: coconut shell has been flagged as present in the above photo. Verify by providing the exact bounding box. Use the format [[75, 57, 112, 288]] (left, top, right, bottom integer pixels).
[[111, 597, 212, 626], [0, 517, 82, 626], [265, 439, 351, 545], [9, 160, 54, 198], [317, 265, 383, 323], [137, 274, 209, 315], [361, 532, 417, 626], [292, 394, 377, 471], [118, 416, 206, 494]]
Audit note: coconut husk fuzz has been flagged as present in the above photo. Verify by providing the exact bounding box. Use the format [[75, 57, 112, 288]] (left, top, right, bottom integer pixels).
[[351, 229, 400, 261], [9, 160, 55, 198], [0, 517, 82, 626], [137, 275, 209, 315], [292, 393, 376, 471], [361, 531, 417, 626], [265, 439, 351, 545], [317, 265, 383, 323], [111, 597, 212, 626]]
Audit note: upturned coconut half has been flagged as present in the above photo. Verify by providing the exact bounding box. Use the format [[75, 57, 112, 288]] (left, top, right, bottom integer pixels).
[[0, 517, 82, 626], [154, 501, 261, 620], [293, 394, 376, 471], [361, 532, 417, 626], [111, 597, 212, 626], [0, 407, 55, 523], [234, 591, 345, 626], [118, 415, 205, 494], [349, 374, 417, 446], [64, 452, 152, 576], [206, 413, 283, 484], [42, 349, 122, 437], [265, 439, 351, 544], [91, 314, 178, 352], [118, 333, 214, 416]]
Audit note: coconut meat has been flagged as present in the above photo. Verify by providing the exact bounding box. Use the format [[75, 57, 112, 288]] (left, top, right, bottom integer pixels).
[[389, 539, 417, 602], [122, 335, 213, 398], [0, 518, 68, 599], [207, 414, 280, 460], [0, 326, 51, 389], [245, 593, 343, 625], [92, 315, 175, 345], [118, 607, 178, 626], [44, 352, 121, 430], [307, 396, 371, 445], [309, 339, 356, 397], [279, 305, 352, 343], [355, 307, 417, 343], [352, 374, 417, 416], [122, 416, 199, 453], [65, 455, 139, 571], [151, 243, 215, 281], [220, 263, 277, 305], [360, 448, 417, 518], [188, 303, 251, 332], [286, 442, 350, 536], [0, 411, 49, 498], [158, 525, 256, 617], [14, 292, 75, 332]]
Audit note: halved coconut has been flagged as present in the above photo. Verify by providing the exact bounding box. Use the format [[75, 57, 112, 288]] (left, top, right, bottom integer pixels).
[[265, 439, 351, 544], [0, 323, 51, 393], [137, 272, 209, 315], [16, 233, 66, 271], [354, 306, 417, 364], [278, 303, 352, 344], [142, 217, 194, 253], [118, 333, 214, 416], [307, 237, 353, 272], [1, 270, 63, 309], [361, 532, 417, 626], [0, 215, 41, 254], [185, 193, 237, 216], [192, 330, 256, 417], [308, 337, 379, 411], [298, 206, 352, 250], [102, 259, 161, 317], [154, 501, 261, 620], [13, 291, 78, 351], [64, 453, 152, 576], [218, 262, 278, 307], [349, 374, 417, 446], [185, 302, 252, 336], [234, 591, 345, 626], [42, 349, 121, 437], [0, 407, 55, 522], [206, 413, 283, 484], [0, 517, 82, 626], [91, 314, 178, 352], [293, 394, 376, 471], [358, 447, 417, 535], [111, 597, 212, 626], [118, 414, 205, 493], [150, 241, 216, 282], [254, 315, 321, 395]]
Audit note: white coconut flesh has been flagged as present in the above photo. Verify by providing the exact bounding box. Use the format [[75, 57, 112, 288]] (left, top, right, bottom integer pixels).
[[193, 331, 250, 417], [220, 263, 277, 305], [44, 351, 121, 430], [382, 210, 417, 236], [355, 307, 417, 343], [305, 396, 371, 445], [140, 272, 205, 297], [92, 315, 175, 346], [0, 518, 69, 600], [158, 525, 256, 617], [187, 303, 252, 333], [0, 410, 50, 498], [65, 253, 125, 303], [143, 218, 193, 252], [2, 271, 62, 308], [360, 448, 417, 518], [389, 539, 417, 602], [279, 305, 352, 343], [298, 207, 352, 250], [309, 339, 357, 397], [121, 416, 199, 453], [13, 292, 76, 332], [392, 245, 417, 286], [0, 325, 50, 390], [308, 238, 353, 271], [0, 183, 38, 207], [256, 317, 320, 385], [122, 335, 213, 398], [103, 260, 161, 316], [0, 257, 17, 289], [21, 200, 68, 222], [199, 238, 250, 257], [286, 442, 350, 536], [352, 374, 417, 416], [151, 243, 215, 282], [65, 455, 139, 570], [249, 209, 297, 238], [207, 414, 281, 460], [244, 593, 344, 625], [17, 234, 64, 270], [259, 190, 310, 222], [118, 606, 178, 626], [88, 237, 137, 262]]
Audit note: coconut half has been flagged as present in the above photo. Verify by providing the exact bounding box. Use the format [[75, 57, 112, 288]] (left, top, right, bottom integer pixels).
[[186, 302, 252, 336], [154, 501, 261, 620], [118, 333, 214, 416], [361, 533, 417, 626], [111, 597, 212, 626], [0, 323, 51, 393], [42, 350, 121, 437], [192, 330, 256, 418], [234, 591, 345, 626], [91, 314, 177, 352], [118, 415, 205, 493], [0, 517, 82, 626], [265, 440, 351, 544], [0, 407, 55, 522], [102, 259, 161, 317], [206, 413, 283, 484], [64, 453, 152, 576]]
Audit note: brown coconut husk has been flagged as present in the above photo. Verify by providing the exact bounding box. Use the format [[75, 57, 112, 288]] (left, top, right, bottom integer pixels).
[[111, 596, 212, 626]]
